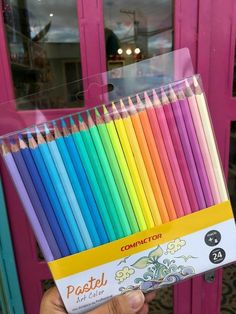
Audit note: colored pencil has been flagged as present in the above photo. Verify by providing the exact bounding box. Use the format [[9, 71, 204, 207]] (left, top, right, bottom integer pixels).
[[70, 117, 116, 242], [18, 134, 69, 257], [153, 91, 185, 217], [192, 76, 228, 201], [110, 103, 154, 229], [94, 108, 139, 234], [131, 95, 171, 223], [143, 92, 177, 220], [28, 132, 78, 254], [0, 140, 54, 262], [44, 124, 93, 249], [10, 138, 61, 259], [87, 111, 132, 236], [78, 114, 124, 239], [60, 118, 108, 244], [176, 87, 214, 207], [52, 121, 101, 247], [164, 86, 205, 209], [102, 105, 146, 231], [184, 80, 221, 204], [35, 127, 86, 252], [121, 98, 163, 225]]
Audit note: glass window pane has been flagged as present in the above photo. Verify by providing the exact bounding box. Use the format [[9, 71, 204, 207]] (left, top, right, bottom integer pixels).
[[104, 0, 173, 70], [2, 0, 84, 110]]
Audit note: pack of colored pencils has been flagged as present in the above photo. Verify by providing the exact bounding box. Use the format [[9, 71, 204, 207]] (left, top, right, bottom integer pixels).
[[1, 75, 236, 314]]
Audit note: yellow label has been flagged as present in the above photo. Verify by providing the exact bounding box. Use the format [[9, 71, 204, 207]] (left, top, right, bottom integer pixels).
[[49, 201, 233, 280]]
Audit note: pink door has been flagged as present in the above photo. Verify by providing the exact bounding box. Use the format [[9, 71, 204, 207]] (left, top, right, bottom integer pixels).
[[1, 0, 232, 313]]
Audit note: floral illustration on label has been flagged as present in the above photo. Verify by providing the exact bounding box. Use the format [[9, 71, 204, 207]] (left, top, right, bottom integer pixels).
[[117, 256, 130, 266], [175, 255, 198, 262], [165, 239, 186, 254], [119, 244, 195, 293], [115, 266, 135, 283]]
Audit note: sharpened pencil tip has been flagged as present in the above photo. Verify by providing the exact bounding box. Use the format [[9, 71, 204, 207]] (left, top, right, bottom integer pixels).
[[35, 126, 40, 134], [120, 99, 125, 109], [136, 94, 142, 104], [44, 124, 50, 134], [184, 79, 190, 88], [60, 118, 66, 128], [86, 110, 91, 117], [9, 137, 16, 144], [70, 116, 75, 125], [103, 105, 108, 114], [78, 114, 83, 122], [18, 133, 23, 140], [193, 76, 199, 87], [94, 107, 100, 117], [27, 131, 32, 139]]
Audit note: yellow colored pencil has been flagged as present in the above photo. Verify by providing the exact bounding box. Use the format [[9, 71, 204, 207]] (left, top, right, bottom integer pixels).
[[111, 102, 155, 229], [120, 99, 162, 225], [103, 105, 147, 231]]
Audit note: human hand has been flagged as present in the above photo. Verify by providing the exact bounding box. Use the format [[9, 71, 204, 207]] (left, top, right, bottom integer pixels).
[[40, 286, 156, 314]]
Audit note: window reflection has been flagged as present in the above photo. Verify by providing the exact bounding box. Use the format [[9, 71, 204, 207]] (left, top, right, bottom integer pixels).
[[2, 0, 83, 110], [104, 0, 173, 70]]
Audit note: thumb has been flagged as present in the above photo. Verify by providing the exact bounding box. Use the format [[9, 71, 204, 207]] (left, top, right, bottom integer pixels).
[[87, 290, 145, 314]]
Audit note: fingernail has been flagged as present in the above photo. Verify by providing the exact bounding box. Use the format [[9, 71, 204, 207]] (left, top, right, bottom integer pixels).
[[126, 290, 144, 310]]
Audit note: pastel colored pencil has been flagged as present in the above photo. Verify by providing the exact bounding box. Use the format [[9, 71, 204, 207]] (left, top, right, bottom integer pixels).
[[44, 124, 93, 249], [36, 127, 85, 252], [28, 132, 78, 254], [131, 95, 171, 223], [102, 106, 146, 231], [192, 76, 228, 201], [18, 134, 69, 257], [52, 121, 101, 247], [121, 98, 163, 225], [143, 92, 176, 222], [110, 103, 154, 229], [70, 117, 116, 242], [78, 114, 124, 239], [10, 139, 61, 259], [154, 89, 198, 213], [60, 118, 108, 244], [153, 91, 185, 217], [87, 111, 132, 236], [164, 87, 205, 209], [184, 80, 221, 204], [176, 88, 214, 207], [0, 140, 54, 262], [161, 88, 193, 214], [95, 108, 139, 233]]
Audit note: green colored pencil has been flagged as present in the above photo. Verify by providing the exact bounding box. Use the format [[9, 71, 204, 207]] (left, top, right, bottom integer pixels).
[[78, 114, 124, 239], [70, 117, 116, 242], [87, 111, 132, 236], [94, 108, 139, 233]]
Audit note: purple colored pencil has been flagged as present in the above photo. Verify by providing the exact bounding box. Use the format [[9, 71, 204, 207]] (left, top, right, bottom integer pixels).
[[9, 139, 61, 260], [157, 89, 199, 213], [166, 86, 207, 209], [0, 140, 54, 261], [176, 88, 214, 207]]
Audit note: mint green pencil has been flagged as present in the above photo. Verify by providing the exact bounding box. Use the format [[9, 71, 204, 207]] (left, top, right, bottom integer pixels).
[[70, 117, 116, 242], [87, 111, 132, 236], [94, 108, 139, 234], [78, 114, 124, 239]]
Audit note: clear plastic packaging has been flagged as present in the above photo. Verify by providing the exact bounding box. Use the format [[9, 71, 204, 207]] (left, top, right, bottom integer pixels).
[[0, 49, 235, 314]]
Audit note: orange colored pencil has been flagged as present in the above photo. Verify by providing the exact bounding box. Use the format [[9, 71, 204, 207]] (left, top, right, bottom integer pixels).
[[141, 92, 177, 221], [127, 96, 170, 223]]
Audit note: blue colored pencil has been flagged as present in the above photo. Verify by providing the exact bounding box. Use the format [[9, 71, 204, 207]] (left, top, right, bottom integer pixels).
[[35, 127, 85, 252], [9, 138, 61, 259], [60, 118, 108, 244], [43, 124, 93, 249], [70, 117, 116, 242], [18, 134, 69, 257], [27, 132, 77, 255], [52, 120, 101, 247]]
